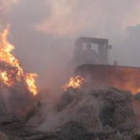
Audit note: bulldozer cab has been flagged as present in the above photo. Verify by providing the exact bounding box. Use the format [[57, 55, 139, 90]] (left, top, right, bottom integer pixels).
[[73, 37, 140, 94], [74, 37, 112, 66]]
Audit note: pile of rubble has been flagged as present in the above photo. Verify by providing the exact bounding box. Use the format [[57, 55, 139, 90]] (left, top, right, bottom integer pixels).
[[1, 87, 140, 140], [54, 87, 139, 140]]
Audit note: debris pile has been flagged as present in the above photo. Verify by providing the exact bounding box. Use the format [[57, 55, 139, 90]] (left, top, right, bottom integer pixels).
[[0, 27, 38, 96], [15, 87, 137, 140], [56, 87, 137, 131], [1, 86, 140, 140]]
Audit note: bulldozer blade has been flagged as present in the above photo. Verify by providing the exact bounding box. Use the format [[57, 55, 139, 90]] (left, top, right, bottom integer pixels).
[[74, 64, 140, 94]]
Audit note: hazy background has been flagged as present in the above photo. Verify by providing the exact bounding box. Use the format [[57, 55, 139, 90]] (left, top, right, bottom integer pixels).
[[1, 0, 140, 90]]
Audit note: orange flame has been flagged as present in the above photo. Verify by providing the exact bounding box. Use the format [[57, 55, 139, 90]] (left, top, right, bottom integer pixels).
[[0, 27, 23, 79], [0, 26, 38, 95], [0, 71, 13, 86], [25, 73, 38, 96], [62, 76, 85, 91]]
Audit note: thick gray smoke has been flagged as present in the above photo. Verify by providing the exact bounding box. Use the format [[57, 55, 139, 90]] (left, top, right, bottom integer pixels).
[[1, 0, 140, 92], [35, 0, 140, 37]]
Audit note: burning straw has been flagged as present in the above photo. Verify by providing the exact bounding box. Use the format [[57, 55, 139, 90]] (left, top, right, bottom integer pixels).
[[0, 26, 38, 95]]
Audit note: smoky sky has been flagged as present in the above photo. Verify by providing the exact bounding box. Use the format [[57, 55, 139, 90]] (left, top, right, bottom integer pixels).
[[1, 0, 140, 88]]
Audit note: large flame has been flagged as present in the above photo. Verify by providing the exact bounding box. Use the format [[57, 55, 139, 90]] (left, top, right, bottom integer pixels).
[[0, 27, 38, 95], [62, 75, 85, 91], [0, 27, 23, 79]]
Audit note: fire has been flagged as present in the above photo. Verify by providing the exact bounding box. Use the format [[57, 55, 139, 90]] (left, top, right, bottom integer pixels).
[[0, 71, 12, 86], [62, 75, 85, 91], [0, 26, 38, 95], [25, 73, 38, 96], [0, 27, 23, 79]]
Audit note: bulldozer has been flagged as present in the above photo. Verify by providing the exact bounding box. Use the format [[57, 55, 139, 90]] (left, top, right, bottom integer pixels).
[[72, 37, 140, 94], [73, 37, 112, 65]]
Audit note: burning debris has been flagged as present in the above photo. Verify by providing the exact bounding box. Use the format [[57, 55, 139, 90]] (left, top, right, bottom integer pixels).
[[0, 26, 40, 128], [62, 75, 85, 91], [25, 73, 38, 96], [0, 26, 38, 95]]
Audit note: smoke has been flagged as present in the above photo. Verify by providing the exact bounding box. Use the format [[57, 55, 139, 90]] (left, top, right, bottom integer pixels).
[[35, 0, 140, 37], [0, 0, 18, 29], [1, 0, 140, 94], [35, 0, 85, 37], [34, 0, 140, 69], [1, 0, 140, 135]]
